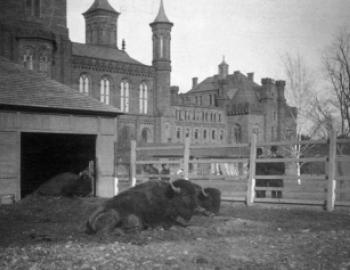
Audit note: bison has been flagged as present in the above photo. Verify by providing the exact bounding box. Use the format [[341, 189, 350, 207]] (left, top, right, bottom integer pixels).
[[36, 170, 93, 197], [85, 179, 211, 234]]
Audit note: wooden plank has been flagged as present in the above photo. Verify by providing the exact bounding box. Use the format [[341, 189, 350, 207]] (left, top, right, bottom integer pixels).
[[254, 198, 325, 205], [222, 196, 246, 202], [336, 138, 350, 144], [136, 160, 182, 165], [183, 137, 190, 180], [257, 139, 327, 147], [255, 187, 284, 191], [247, 134, 257, 206], [256, 157, 327, 163], [327, 130, 337, 211], [336, 156, 350, 162], [136, 144, 184, 151], [255, 174, 327, 180], [336, 176, 350, 181], [190, 158, 249, 164], [335, 201, 350, 206], [130, 140, 136, 187], [190, 143, 249, 149]]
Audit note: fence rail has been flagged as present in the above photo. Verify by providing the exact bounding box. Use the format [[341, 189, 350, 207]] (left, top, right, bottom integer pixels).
[[117, 132, 350, 212]]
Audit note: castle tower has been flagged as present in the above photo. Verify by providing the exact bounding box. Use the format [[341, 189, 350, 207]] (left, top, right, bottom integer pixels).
[[150, 0, 173, 116], [83, 0, 120, 48], [218, 56, 229, 80]]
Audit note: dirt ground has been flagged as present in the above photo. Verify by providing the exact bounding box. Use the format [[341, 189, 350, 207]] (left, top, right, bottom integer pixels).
[[0, 195, 350, 270]]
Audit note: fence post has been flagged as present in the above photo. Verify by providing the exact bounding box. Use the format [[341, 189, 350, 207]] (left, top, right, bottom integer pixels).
[[130, 140, 137, 187], [183, 137, 191, 180], [247, 134, 257, 206], [326, 129, 337, 211]]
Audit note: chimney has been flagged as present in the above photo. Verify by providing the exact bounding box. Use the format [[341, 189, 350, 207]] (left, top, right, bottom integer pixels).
[[192, 77, 198, 88], [247, 72, 254, 81]]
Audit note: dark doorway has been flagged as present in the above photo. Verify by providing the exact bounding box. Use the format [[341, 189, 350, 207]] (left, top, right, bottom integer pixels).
[[21, 133, 96, 198]]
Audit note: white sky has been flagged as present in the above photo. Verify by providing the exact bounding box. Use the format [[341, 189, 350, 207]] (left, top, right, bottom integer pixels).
[[67, 0, 350, 93]]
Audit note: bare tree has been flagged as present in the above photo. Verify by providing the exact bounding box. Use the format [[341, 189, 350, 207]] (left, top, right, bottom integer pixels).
[[281, 53, 316, 138], [324, 29, 350, 136]]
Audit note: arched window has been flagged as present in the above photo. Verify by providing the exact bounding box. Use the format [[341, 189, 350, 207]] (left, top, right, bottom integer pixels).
[[185, 128, 190, 138], [79, 74, 89, 95], [100, 76, 110, 105], [26, 0, 40, 17], [23, 47, 34, 70], [39, 50, 49, 73], [121, 80, 129, 112], [203, 129, 208, 141], [139, 82, 148, 114], [212, 130, 216, 141], [176, 127, 182, 141]]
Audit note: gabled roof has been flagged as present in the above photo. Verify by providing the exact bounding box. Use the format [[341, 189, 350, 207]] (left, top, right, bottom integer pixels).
[[72, 43, 147, 66], [185, 71, 262, 105], [83, 0, 119, 15], [0, 57, 120, 116], [189, 72, 260, 93]]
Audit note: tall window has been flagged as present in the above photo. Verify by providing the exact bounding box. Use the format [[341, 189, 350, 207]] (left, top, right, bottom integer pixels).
[[194, 129, 199, 140], [203, 129, 208, 141], [79, 74, 89, 95], [233, 124, 242, 144], [100, 77, 110, 105], [220, 130, 224, 141], [139, 82, 148, 114], [212, 130, 216, 141], [121, 81, 129, 112], [159, 35, 164, 58], [176, 127, 181, 140], [26, 0, 40, 17], [39, 51, 49, 73], [252, 124, 260, 142], [23, 47, 34, 70]]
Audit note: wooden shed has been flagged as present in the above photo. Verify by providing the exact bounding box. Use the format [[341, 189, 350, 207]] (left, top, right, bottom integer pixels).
[[0, 57, 121, 200]]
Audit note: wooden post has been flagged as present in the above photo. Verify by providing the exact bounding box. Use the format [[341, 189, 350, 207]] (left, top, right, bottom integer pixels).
[[247, 134, 257, 206], [327, 129, 337, 211], [130, 140, 137, 187], [183, 137, 191, 180]]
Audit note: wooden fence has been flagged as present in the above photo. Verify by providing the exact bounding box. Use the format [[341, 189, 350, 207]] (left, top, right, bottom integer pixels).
[[116, 131, 350, 211]]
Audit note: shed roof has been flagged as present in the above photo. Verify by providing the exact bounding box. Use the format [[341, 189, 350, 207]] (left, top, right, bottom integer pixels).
[[0, 57, 121, 116]]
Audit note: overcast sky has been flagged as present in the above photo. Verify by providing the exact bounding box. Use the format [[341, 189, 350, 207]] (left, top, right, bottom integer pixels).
[[67, 0, 350, 93]]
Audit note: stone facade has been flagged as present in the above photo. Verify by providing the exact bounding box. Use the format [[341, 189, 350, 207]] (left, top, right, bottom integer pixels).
[[0, 0, 296, 155]]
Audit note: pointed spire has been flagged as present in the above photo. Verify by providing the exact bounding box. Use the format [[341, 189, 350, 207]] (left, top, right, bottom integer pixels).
[[84, 0, 119, 15], [151, 0, 172, 25], [220, 55, 227, 66]]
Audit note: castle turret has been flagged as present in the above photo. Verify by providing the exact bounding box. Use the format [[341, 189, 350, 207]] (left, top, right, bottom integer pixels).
[[83, 0, 120, 48], [150, 0, 173, 115], [218, 57, 229, 80]]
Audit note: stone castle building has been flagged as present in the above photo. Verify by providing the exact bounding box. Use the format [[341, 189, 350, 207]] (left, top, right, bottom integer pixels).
[[0, 0, 296, 152]]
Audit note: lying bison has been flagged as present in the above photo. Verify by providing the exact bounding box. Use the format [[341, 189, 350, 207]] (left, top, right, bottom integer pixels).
[[36, 170, 93, 197], [86, 179, 215, 234]]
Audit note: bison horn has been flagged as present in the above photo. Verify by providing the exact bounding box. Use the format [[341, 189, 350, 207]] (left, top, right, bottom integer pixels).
[[201, 187, 208, 197], [169, 179, 181, 193]]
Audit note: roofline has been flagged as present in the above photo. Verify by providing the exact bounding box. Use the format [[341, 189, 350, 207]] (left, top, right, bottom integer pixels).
[[0, 104, 123, 117]]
